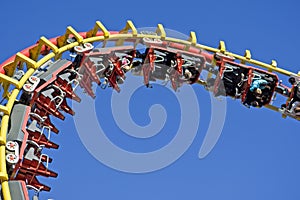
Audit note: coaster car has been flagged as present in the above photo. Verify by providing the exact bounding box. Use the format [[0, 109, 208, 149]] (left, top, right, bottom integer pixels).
[[131, 45, 206, 91], [75, 46, 136, 93], [211, 53, 250, 98], [241, 68, 278, 108]]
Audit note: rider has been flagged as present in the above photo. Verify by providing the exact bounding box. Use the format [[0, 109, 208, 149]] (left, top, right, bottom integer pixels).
[[243, 88, 263, 108], [243, 79, 269, 108], [286, 77, 300, 111], [290, 101, 300, 115], [249, 79, 269, 92]]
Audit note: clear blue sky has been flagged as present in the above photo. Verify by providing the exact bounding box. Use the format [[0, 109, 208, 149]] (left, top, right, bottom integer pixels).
[[1, 0, 300, 199]]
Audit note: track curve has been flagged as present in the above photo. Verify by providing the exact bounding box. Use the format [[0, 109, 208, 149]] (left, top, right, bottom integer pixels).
[[0, 20, 299, 200]]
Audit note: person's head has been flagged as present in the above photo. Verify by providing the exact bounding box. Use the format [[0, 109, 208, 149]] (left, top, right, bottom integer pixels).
[[254, 88, 262, 95], [251, 101, 259, 107], [260, 81, 267, 87], [184, 69, 192, 79], [288, 77, 296, 85]]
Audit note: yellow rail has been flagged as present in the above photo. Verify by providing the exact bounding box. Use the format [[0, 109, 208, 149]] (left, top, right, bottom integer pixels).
[[0, 20, 299, 199]]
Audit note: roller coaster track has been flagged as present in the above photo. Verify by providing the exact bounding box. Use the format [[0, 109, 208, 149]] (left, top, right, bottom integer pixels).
[[0, 20, 299, 200]]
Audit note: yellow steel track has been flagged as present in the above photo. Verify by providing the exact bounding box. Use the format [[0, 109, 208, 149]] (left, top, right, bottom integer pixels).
[[0, 20, 299, 199]]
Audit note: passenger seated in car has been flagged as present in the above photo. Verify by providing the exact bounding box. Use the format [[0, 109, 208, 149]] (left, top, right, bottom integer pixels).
[[291, 102, 300, 116], [281, 101, 300, 116], [286, 77, 300, 112], [243, 88, 264, 108], [250, 79, 270, 92]]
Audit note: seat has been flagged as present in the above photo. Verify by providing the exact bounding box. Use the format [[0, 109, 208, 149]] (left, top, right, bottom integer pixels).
[[27, 120, 59, 149]]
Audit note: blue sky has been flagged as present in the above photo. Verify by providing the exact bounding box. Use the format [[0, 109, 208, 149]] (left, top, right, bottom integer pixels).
[[1, 0, 300, 199]]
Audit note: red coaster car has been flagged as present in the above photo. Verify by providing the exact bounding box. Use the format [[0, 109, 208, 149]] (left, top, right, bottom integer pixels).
[[241, 68, 278, 108], [210, 53, 250, 98], [131, 45, 206, 91]]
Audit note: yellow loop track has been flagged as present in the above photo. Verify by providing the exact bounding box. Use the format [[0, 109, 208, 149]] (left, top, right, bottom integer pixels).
[[0, 20, 299, 200]]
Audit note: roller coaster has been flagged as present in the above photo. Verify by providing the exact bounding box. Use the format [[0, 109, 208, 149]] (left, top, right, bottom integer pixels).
[[0, 20, 299, 200]]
